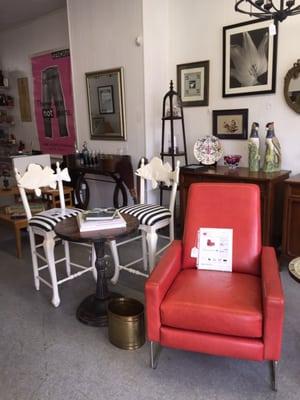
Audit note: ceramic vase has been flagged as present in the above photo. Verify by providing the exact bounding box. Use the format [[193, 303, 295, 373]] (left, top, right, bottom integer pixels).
[[263, 122, 281, 173], [248, 122, 260, 172]]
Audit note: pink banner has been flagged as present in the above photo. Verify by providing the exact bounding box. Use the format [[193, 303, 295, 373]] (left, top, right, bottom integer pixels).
[[31, 49, 76, 155]]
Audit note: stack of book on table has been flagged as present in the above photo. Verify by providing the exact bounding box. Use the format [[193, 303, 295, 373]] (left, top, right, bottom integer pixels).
[[77, 208, 126, 232]]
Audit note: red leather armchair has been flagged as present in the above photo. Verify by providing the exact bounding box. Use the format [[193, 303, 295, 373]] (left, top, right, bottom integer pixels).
[[145, 183, 284, 390]]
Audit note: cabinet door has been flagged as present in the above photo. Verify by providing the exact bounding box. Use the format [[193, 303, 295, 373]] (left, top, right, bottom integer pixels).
[[285, 197, 300, 257]]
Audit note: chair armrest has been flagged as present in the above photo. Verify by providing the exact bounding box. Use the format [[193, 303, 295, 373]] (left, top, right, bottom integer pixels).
[[261, 246, 284, 360], [145, 240, 182, 342]]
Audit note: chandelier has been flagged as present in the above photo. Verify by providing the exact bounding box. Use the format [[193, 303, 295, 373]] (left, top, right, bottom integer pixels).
[[235, 0, 300, 22]]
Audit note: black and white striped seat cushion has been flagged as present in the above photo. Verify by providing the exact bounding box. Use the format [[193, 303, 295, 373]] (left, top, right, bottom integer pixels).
[[119, 204, 171, 226], [29, 208, 82, 232]]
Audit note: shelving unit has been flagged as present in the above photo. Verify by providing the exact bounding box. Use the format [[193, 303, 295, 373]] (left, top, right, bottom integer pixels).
[[160, 80, 188, 169], [0, 82, 15, 143], [160, 80, 188, 204]]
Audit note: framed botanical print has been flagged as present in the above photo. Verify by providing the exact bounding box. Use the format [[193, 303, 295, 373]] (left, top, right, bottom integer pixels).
[[223, 19, 278, 97], [213, 109, 248, 140], [177, 60, 209, 106]]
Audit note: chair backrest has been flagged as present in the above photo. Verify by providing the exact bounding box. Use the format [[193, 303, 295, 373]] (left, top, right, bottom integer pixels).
[[135, 157, 180, 211], [182, 183, 262, 275], [13, 155, 70, 220], [13, 154, 51, 175]]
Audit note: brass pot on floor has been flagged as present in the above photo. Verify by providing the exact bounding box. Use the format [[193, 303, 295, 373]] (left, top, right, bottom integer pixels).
[[108, 297, 145, 350]]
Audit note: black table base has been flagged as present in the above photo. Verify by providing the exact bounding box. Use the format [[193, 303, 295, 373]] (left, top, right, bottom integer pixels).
[[53, 214, 139, 327], [77, 292, 120, 327], [76, 240, 118, 327]]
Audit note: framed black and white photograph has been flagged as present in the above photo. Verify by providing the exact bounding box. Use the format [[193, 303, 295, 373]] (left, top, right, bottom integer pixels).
[[213, 109, 248, 140], [223, 19, 278, 97], [97, 85, 114, 114], [177, 60, 209, 106]]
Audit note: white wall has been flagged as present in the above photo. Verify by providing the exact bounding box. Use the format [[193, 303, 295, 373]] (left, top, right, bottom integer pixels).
[[142, 0, 169, 159], [1, 1, 299, 209], [168, 0, 300, 174], [0, 8, 69, 151], [67, 0, 145, 168], [67, 0, 145, 207]]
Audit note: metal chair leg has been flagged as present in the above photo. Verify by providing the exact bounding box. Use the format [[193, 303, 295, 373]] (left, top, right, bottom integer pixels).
[[271, 360, 278, 391], [150, 341, 161, 369]]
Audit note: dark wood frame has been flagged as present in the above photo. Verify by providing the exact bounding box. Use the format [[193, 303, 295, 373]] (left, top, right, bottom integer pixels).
[[213, 108, 248, 140], [177, 60, 209, 106], [284, 60, 300, 114], [223, 19, 278, 97]]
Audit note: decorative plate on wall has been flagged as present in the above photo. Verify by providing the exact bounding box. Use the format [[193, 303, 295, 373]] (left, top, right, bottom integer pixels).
[[193, 135, 223, 165]]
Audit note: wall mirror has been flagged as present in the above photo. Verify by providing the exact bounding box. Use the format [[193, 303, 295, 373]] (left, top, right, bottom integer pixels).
[[284, 60, 300, 114], [86, 67, 126, 140]]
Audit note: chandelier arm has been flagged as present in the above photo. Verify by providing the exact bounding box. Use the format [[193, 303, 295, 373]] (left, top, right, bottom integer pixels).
[[233, 12, 271, 20], [290, 5, 300, 12], [235, 0, 274, 16], [235, 0, 300, 19], [270, 1, 281, 13], [245, 0, 274, 13]]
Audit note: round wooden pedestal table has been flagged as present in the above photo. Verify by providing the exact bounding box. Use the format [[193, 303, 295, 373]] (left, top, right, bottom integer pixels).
[[54, 213, 138, 327], [288, 257, 300, 283]]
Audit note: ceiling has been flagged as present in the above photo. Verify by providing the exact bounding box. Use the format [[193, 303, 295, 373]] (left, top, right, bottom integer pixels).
[[0, 0, 66, 31]]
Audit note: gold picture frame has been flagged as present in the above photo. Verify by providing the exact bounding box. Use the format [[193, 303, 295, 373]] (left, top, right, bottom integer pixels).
[[86, 67, 126, 141]]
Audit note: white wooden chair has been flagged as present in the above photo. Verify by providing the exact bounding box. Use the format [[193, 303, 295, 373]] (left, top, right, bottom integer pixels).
[[109, 157, 180, 283], [13, 154, 96, 307]]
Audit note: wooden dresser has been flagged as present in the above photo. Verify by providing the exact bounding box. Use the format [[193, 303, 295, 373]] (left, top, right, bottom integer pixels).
[[180, 166, 290, 248], [282, 174, 300, 259]]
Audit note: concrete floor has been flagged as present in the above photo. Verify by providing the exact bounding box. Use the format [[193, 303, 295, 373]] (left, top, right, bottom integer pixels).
[[0, 227, 300, 400]]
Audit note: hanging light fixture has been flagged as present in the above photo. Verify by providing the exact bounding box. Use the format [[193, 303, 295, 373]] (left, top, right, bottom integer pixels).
[[235, 0, 300, 22]]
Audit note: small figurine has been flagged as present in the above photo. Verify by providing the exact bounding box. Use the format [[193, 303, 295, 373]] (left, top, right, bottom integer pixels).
[[263, 122, 281, 173], [248, 122, 260, 172]]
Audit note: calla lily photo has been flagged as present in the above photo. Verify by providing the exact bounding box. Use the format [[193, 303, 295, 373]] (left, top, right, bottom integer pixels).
[[223, 19, 278, 97]]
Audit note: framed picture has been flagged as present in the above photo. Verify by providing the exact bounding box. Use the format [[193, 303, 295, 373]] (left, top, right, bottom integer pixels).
[[86, 67, 126, 141], [17, 77, 32, 122], [223, 19, 278, 97], [177, 60, 209, 106], [213, 109, 248, 140], [97, 85, 114, 114]]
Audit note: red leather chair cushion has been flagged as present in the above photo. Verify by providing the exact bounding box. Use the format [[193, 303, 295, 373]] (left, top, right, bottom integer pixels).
[[161, 269, 263, 338], [182, 183, 261, 275]]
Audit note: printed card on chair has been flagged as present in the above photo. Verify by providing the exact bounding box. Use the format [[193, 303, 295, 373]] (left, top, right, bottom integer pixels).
[[197, 228, 233, 272]]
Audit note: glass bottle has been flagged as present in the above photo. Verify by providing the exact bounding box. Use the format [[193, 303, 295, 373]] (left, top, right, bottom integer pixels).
[[82, 141, 89, 166]]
